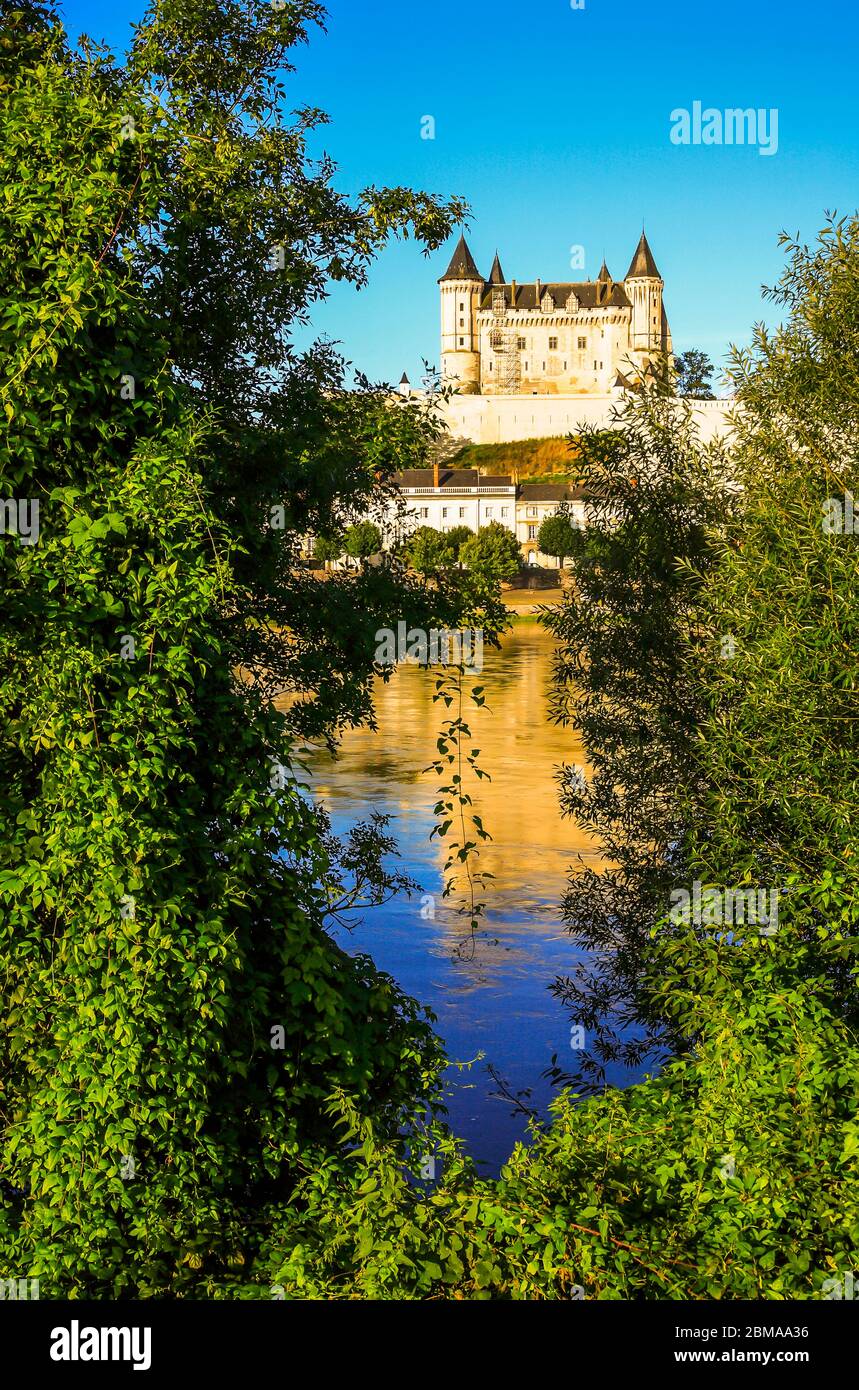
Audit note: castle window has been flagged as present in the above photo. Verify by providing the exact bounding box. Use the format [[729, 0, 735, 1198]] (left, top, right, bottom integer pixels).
[[565, 291, 579, 311], [548, 337, 558, 350], [542, 362, 546, 371], [524, 361, 528, 371], [459, 318, 464, 328], [517, 337, 526, 350], [578, 336, 586, 349], [459, 337, 464, 346], [564, 361, 567, 370], [460, 302, 465, 310], [492, 289, 505, 315]]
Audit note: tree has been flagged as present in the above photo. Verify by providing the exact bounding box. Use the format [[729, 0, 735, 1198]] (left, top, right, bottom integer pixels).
[[537, 509, 578, 566], [542, 398, 732, 1086], [0, 0, 466, 1296], [444, 524, 473, 566], [313, 533, 344, 568], [343, 520, 382, 569], [674, 348, 716, 398], [405, 525, 454, 577], [459, 521, 522, 583]]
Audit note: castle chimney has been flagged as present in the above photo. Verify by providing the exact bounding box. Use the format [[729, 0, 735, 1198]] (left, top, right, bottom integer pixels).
[[535, 277, 542, 302], [510, 278, 517, 307]]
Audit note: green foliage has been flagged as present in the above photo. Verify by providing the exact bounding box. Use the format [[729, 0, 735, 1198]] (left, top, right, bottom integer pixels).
[[460, 520, 522, 583], [405, 525, 454, 577], [3, 2, 856, 1306], [254, 220, 859, 1300], [253, 931, 858, 1299], [0, 0, 464, 1295], [674, 348, 717, 399], [444, 525, 473, 563], [542, 395, 733, 1082], [536, 508, 578, 565], [312, 533, 344, 565], [343, 520, 382, 566]]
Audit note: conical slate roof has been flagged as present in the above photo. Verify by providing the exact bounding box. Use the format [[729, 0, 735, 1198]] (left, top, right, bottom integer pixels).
[[597, 259, 612, 282], [439, 233, 483, 282], [625, 231, 661, 280], [488, 250, 505, 285]]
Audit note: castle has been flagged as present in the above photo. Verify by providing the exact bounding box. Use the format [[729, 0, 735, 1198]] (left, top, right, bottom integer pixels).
[[439, 231, 672, 396]]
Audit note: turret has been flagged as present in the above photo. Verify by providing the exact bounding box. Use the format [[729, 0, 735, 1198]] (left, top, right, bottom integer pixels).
[[439, 234, 483, 394], [624, 231, 669, 355]]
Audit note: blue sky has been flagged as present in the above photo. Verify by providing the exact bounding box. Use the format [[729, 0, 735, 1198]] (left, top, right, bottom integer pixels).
[[64, 0, 859, 390]]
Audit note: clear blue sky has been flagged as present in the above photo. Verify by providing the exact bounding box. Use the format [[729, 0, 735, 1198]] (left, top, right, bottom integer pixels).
[[64, 0, 859, 390]]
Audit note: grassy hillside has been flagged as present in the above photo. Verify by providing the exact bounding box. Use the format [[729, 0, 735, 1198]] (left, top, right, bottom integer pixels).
[[446, 436, 581, 483]]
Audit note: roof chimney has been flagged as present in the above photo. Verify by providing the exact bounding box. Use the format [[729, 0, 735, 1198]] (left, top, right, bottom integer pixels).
[[510, 278, 517, 307], [433, 459, 440, 489], [535, 277, 542, 302]]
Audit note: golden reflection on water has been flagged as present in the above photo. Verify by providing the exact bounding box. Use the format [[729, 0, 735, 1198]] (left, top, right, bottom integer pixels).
[[275, 622, 610, 1171], [285, 623, 604, 964]]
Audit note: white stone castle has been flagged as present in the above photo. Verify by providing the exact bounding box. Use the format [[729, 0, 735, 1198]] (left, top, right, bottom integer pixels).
[[439, 230, 671, 397]]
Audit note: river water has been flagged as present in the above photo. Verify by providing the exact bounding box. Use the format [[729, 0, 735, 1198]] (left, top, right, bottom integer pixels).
[[293, 623, 613, 1174]]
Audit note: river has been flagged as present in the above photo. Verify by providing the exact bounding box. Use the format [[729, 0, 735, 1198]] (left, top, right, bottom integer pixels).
[[291, 622, 618, 1175]]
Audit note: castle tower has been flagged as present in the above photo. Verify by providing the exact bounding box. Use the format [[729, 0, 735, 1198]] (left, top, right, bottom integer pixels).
[[439, 234, 483, 394], [624, 231, 669, 356]]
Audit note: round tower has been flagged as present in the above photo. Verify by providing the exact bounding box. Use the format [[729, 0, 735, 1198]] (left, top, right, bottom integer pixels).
[[439, 234, 483, 394], [623, 230, 667, 359]]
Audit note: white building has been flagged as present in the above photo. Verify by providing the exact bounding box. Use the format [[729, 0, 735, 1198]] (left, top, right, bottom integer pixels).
[[386, 467, 583, 568]]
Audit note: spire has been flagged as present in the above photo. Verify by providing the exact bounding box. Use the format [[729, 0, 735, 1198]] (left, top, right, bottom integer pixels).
[[489, 250, 505, 285], [597, 259, 611, 283], [625, 230, 661, 280], [439, 233, 482, 282]]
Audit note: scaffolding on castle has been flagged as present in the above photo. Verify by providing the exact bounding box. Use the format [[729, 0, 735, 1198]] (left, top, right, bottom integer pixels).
[[490, 293, 520, 394]]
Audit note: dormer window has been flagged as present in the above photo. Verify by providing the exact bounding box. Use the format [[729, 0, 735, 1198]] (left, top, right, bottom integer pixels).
[[541, 292, 555, 313], [492, 288, 505, 315], [565, 291, 580, 312]]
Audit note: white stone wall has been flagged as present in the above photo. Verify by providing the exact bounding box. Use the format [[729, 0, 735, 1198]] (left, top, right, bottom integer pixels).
[[438, 393, 734, 445]]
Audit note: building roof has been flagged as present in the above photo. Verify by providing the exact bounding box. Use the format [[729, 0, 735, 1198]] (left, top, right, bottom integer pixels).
[[479, 280, 630, 311], [396, 468, 514, 489], [519, 483, 587, 501], [488, 250, 505, 285], [597, 259, 612, 283], [625, 230, 661, 280], [439, 234, 483, 282]]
